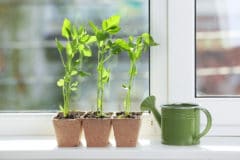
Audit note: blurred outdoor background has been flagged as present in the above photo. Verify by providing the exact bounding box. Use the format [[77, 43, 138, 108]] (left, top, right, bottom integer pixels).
[[0, 0, 149, 111], [197, 0, 240, 96]]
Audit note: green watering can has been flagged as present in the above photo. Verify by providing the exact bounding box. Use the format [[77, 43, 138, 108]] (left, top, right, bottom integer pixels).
[[141, 96, 212, 145]]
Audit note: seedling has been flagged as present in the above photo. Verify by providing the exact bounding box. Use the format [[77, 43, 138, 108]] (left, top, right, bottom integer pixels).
[[115, 33, 158, 116], [89, 15, 122, 117], [56, 18, 94, 117]]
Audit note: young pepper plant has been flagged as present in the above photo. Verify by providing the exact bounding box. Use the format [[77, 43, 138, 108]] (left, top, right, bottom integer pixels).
[[115, 33, 158, 116], [88, 15, 122, 117], [55, 18, 95, 117]]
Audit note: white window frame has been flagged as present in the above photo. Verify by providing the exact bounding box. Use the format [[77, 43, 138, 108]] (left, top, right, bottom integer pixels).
[[168, 0, 240, 136], [1, 0, 238, 137]]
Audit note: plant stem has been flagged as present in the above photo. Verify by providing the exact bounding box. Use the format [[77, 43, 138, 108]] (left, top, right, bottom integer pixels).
[[63, 75, 71, 117], [124, 62, 135, 116], [100, 63, 104, 115], [63, 55, 72, 117], [98, 65, 103, 115], [97, 49, 103, 116], [103, 54, 112, 63]]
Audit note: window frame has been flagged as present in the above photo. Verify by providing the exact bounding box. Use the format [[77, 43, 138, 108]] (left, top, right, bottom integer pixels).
[[2, 0, 238, 137], [168, 0, 240, 136]]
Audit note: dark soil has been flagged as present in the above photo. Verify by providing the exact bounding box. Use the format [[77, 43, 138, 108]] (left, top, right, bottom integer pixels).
[[115, 112, 142, 119], [54, 111, 85, 119], [84, 111, 113, 119]]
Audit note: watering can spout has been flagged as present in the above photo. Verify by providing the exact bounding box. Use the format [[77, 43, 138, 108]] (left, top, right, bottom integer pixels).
[[140, 96, 162, 128]]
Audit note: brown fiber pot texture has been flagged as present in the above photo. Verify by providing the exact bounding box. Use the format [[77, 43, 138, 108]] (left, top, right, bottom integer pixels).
[[53, 118, 82, 147], [112, 118, 141, 147], [82, 118, 112, 147]]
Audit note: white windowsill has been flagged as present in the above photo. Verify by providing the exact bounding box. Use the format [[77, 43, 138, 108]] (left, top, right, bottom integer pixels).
[[0, 136, 240, 160]]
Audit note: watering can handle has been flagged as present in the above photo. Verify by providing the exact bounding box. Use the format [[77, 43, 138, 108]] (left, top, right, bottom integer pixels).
[[197, 107, 212, 139]]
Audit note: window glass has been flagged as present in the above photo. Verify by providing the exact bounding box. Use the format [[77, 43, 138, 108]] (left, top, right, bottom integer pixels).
[[0, 0, 149, 111], [196, 0, 240, 96]]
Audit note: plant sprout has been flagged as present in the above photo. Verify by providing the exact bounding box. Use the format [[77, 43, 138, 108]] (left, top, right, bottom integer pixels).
[[88, 15, 122, 117], [115, 33, 158, 116], [56, 18, 94, 117]]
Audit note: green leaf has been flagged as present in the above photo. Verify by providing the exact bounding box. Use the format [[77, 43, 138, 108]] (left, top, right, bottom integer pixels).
[[82, 46, 92, 57], [140, 96, 156, 111], [135, 43, 144, 60], [66, 42, 73, 56], [102, 15, 120, 33], [99, 41, 104, 48], [74, 59, 81, 66], [122, 84, 128, 89], [79, 71, 91, 77], [109, 39, 129, 55], [81, 34, 90, 43], [129, 36, 134, 43], [107, 40, 113, 46], [102, 67, 110, 83], [106, 26, 121, 34], [102, 19, 108, 31], [79, 44, 92, 57], [57, 79, 64, 87], [55, 38, 64, 54], [115, 39, 130, 51], [71, 87, 77, 91], [62, 18, 71, 39], [78, 44, 84, 50], [96, 31, 109, 41], [136, 36, 143, 44], [141, 33, 159, 46], [72, 25, 78, 39], [86, 36, 97, 44], [78, 26, 84, 35], [89, 21, 99, 34], [71, 81, 79, 87], [111, 45, 122, 55], [71, 70, 78, 76], [109, 40, 120, 55], [71, 39, 78, 54]]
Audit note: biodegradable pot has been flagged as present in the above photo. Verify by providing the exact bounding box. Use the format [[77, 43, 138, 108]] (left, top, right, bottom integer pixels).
[[112, 117, 141, 147], [53, 118, 82, 147], [82, 118, 112, 147]]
